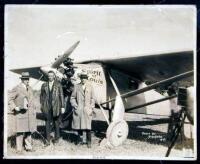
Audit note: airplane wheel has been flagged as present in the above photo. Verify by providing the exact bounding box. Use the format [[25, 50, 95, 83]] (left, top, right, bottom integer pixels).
[[106, 120, 128, 147]]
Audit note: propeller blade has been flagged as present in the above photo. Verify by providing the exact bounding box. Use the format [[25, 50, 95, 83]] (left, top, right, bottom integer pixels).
[[51, 41, 80, 68], [63, 41, 80, 57]]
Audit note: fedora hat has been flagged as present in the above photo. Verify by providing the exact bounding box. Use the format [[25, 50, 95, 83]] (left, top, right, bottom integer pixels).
[[20, 72, 30, 79]]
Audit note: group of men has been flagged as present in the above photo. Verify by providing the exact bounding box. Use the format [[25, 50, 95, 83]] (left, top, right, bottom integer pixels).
[[8, 70, 95, 153], [8, 69, 184, 154]]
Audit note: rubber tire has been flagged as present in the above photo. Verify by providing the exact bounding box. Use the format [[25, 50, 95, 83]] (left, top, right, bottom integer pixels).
[[106, 120, 128, 147]]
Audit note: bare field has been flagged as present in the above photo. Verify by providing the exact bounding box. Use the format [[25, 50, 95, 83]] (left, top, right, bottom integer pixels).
[[6, 107, 194, 159]]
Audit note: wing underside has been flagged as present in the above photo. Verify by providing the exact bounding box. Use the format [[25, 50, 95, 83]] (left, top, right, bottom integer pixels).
[[81, 50, 194, 87], [10, 51, 194, 86], [10, 66, 46, 81]]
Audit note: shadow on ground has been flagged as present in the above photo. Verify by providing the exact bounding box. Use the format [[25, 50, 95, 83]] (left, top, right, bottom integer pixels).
[[91, 118, 193, 149], [8, 113, 193, 151]]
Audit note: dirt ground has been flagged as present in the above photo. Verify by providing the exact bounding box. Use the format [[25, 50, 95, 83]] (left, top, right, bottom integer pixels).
[[5, 107, 195, 159]]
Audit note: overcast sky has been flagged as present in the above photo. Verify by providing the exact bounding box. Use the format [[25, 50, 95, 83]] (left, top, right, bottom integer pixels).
[[4, 5, 195, 90]]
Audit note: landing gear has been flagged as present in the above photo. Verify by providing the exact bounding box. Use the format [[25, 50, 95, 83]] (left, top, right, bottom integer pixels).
[[106, 120, 128, 147], [100, 120, 128, 148], [100, 71, 129, 148]]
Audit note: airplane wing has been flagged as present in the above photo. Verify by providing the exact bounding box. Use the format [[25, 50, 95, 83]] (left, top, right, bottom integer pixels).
[[9, 41, 81, 81], [81, 50, 194, 87], [10, 66, 46, 81]]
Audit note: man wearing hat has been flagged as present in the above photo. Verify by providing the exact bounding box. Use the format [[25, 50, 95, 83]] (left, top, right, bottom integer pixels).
[[8, 72, 37, 152], [70, 72, 95, 148]]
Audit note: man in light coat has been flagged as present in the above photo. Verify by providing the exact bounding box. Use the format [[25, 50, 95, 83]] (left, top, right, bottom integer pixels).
[[40, 71, 65, 145], [70, 73, 95, 148], [8, 72, 36, 152]]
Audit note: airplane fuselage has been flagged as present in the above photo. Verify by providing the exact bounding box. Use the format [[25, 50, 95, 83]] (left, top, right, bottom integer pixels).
[[39, 62, 194, 122]]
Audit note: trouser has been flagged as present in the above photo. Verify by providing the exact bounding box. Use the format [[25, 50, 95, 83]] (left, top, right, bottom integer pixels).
[[86, 130, 91, 145], [59, 97, 72, 129], [16, 132, 32, 151], [45, 116, 60, 143], [77, 130, 91, 145]]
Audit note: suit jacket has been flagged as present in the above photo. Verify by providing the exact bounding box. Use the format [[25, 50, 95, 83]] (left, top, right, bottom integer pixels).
[[40, 80, 64, 118], [8, 83, 37, 135], [70, 81, 95, 130]]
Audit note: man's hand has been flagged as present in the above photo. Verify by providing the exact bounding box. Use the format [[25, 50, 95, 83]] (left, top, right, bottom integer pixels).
[[61, 108, 65, 114], [85, 107, 92, 116], [14, 107, 20, 112]]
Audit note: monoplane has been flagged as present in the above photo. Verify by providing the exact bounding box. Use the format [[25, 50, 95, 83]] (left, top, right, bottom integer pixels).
[[10, 40, 194, 156]]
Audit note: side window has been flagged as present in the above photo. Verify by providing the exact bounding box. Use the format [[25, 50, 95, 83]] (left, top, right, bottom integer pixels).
[[110, 68, 139, 92], [128, 78, 139, 90]]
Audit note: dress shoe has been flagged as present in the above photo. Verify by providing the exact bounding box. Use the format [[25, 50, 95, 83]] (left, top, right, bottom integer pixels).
[[53, 138, 60, 144], [75, 137, 83, 145], [25, 148, 34, 152], [44, 142, 50, 147], [87, 142, 91, 148], [80, 141, 87, 145]]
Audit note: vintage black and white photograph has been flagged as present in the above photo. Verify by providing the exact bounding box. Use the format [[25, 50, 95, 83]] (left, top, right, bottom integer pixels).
[[4, 5, 196, 159]]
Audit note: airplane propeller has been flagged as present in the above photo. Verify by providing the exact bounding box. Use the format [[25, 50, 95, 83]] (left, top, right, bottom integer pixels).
[[38, 41, 80, 81], [63, 41, 80, 57], [51, 41, 80, 68]]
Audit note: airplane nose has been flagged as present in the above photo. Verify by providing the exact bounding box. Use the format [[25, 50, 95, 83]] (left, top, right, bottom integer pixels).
[[40, 67, 44, 72], [40, 66, 48, 73], [40, 66, 50, 77]]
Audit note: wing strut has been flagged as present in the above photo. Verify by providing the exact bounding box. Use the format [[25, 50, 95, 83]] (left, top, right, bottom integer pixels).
[[125, 94, 177, 112], [98, 102, 110, 125], [31, 73, 44, 89], [101, 70, 193, 106]]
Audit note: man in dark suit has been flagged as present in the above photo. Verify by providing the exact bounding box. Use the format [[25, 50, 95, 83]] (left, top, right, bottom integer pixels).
[[40, 71, 65, 145]]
